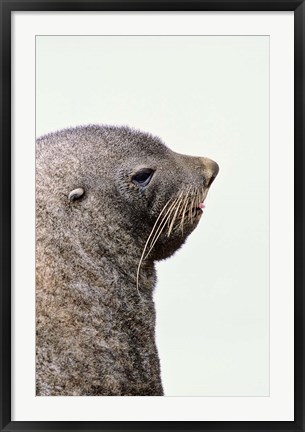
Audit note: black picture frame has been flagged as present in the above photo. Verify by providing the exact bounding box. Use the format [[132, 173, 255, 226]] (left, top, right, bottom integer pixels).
[[1, 1, 304, 431]]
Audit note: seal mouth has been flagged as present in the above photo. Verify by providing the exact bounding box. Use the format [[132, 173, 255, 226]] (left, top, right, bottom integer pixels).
[[192, 202, 205, 217]]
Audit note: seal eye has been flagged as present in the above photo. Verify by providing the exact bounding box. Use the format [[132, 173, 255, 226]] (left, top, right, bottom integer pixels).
[[132, 169, 154, 187]]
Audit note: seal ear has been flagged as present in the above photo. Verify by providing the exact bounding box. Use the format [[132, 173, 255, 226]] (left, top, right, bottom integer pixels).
[[68, 187, 85, 202]]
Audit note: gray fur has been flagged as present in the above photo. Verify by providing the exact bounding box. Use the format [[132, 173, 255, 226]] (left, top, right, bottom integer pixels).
[[36, 125, 219, 396]]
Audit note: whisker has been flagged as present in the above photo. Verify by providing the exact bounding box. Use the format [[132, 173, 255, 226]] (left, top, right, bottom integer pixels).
[[177, 186, 191, 218], [196, 188, 200, 209], [136, 184, 205, 300], [165, 196, 181, 231], [167, 191, 185, 237], [179, 186, 192, 234], [136, 199, 174, 299], [188, 186, 194, 223], [201, 187, 206, 208], [144, 196, 180, 260], [189, 187, 196, 225]]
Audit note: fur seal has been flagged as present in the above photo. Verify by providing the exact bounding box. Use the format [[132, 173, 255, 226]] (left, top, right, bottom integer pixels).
[[36, 125, 219, 396]]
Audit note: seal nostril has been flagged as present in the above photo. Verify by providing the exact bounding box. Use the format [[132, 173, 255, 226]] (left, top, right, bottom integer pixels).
[[207, 174, 216, 188]]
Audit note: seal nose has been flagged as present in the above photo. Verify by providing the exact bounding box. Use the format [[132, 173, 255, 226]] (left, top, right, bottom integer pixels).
[[199, 157, 219, 188]]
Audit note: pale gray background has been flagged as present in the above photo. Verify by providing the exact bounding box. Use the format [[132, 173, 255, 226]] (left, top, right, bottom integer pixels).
[[36, 35, 269, 396]]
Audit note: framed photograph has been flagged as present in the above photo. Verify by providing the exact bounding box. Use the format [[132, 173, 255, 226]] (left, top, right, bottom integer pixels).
[[1, 0, 304, 431]]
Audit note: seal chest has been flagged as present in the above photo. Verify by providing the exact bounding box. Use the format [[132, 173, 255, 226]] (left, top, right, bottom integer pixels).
[[36, 125, 219, 396]]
